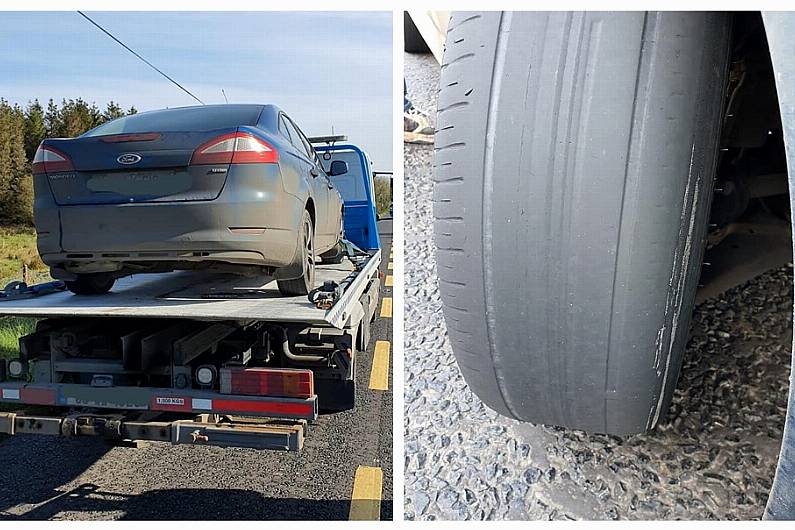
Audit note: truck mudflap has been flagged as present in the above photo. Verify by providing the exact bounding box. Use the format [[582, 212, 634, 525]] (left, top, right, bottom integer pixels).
[[0, 411, 306, 451], [0, 382, 318, 421]]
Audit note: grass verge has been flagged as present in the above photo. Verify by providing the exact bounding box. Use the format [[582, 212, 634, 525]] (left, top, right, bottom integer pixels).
[[0, 317, 36, 417], [0, 225, 49, 287], [0, 228, 46, 426], [0, 316, 36, 361]]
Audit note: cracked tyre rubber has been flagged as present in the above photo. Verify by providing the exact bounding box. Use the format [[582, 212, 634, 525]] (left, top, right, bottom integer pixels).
[[433, 11, 731, 435]]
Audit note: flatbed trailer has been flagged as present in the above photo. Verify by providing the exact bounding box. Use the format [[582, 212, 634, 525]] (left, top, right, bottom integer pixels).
[[0, 136, 384, 453], [0, 249, 381, 452], [0, 252, 379, 328]]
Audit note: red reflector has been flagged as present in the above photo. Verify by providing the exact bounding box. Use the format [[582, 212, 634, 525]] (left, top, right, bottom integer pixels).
[[220, 368, 314, 398], [213, 399, 314, 418], [32, 145, 74, 174], [100, 133, 161, 143], [20, 387, 56, 405], [190, 131, 278, 166]]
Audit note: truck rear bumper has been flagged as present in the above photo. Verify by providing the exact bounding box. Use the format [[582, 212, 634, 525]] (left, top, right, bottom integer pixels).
[[0, 382, 318, 421], [0, 411, 307, 451]]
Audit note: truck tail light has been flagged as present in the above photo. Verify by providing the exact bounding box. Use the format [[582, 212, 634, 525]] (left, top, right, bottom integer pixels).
[[32, 145, 75, 174], [190, 131, 278, 166], [220, 367, 314, 399]]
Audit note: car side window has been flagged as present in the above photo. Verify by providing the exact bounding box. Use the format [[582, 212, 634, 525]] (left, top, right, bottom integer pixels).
[[288, 118, 327, 174], [283, 117, 310, 159], [278, 115, 292, 142]]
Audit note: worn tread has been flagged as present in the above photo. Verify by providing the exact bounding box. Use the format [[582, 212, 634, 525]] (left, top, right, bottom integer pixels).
[[433, 11, 731, 434]]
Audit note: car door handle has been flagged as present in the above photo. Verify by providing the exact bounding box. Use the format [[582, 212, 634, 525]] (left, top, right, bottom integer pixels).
[[310, 168, 319, 177]]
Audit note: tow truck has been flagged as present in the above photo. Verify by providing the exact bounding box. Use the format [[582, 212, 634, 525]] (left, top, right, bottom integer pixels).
[[0, 137, 383, 453]]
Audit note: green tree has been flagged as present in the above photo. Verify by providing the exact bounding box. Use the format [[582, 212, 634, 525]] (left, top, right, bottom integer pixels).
[[44, 98, 61, 137], [103, 100, 125, 122], [0, 99, 140, 227], [0, 100, 34, 225], [374, 176, 392, 217], [59, 98, 101, 137], [23, 100, 46, 160]]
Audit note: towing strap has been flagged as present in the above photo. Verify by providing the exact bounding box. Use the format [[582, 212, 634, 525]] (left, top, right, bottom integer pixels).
[[0, 280, 66, 301]]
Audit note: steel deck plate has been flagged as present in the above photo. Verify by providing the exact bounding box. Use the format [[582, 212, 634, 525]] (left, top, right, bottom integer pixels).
[[0, 254, 380, 328]]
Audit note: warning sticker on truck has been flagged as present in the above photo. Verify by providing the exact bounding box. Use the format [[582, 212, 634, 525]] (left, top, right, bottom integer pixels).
[[156, 397, 185, 406], [151, 396, 192, 412]]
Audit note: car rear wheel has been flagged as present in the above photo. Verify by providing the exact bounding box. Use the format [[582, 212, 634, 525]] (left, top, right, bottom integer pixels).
[[277, 210, 316, 296], [65, 273, 116, 295], [434, 11, 731, 435]]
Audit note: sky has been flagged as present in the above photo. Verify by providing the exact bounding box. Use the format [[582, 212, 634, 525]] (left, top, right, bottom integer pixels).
[[0, 11, 393, 170]]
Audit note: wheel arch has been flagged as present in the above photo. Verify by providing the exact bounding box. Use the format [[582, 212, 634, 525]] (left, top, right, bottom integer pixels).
[[305, 197, 316, 231], [761, 11, 795, 521]]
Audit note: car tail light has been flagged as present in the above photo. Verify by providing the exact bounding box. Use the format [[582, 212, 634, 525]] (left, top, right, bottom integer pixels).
[[190, 131, 278, 166], [32, 145, 75, 173], [220, 367, 314, 398]]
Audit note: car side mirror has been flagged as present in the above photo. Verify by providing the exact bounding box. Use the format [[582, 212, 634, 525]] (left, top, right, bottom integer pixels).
[[329, 160, 349, 176]]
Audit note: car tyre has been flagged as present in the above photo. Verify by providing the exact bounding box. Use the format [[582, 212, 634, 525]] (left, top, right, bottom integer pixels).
[[277, 210, 316, 296], [434, 11, 731, 435], [65, 273, 116, 295]]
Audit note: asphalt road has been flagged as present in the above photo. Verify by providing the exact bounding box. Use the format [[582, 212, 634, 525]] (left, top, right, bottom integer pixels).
[[0, 226, 393, 521], [404, 51, 792, 521]]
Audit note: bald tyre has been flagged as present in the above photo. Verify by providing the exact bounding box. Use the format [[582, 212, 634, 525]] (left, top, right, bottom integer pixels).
[[433, 11, 731, 435]]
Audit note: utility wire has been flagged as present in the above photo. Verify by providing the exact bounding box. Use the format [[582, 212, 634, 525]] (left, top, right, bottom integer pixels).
[[76, 11, 205, 105]]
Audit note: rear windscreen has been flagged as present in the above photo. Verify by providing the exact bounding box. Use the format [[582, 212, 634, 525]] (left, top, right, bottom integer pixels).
[[82, 105, 264, 137]]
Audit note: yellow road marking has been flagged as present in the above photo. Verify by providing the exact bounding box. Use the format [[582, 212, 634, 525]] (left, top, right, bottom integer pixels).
[[369, 341, 390, 391], [385, 275, 393, 287], [387, 261, 393, 270], [349, 466, 383, 520], [380, 297, 392, 318]]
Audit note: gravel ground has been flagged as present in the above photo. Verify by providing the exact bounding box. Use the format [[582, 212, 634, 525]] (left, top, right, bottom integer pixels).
[[0, 232, 393, 521], [403, 51, 792, 521]]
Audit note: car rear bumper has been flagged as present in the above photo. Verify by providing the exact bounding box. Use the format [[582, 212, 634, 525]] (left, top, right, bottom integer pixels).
[[35, 166, 305, 273]]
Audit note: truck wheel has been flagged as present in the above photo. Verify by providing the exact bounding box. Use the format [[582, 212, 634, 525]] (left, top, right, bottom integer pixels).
[[65, 273, 115, 295], [277, 210, 315, 296], [433, 11, 731, 435]]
